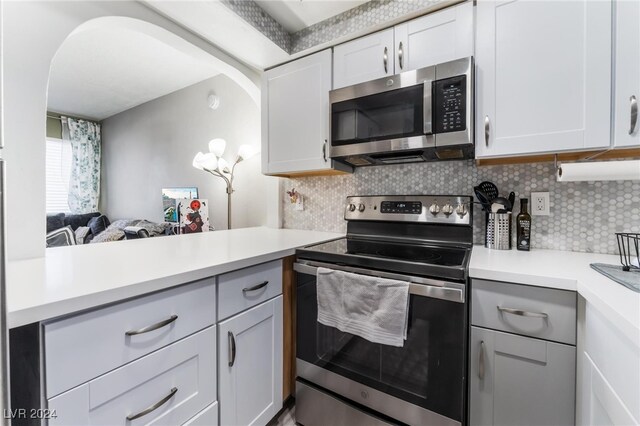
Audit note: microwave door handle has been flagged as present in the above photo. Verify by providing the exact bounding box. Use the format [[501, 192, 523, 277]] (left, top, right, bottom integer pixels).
[[423, 81, 432, 134]]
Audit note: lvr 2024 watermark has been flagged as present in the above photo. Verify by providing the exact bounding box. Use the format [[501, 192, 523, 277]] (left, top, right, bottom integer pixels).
[[3, 409, 57, 419]]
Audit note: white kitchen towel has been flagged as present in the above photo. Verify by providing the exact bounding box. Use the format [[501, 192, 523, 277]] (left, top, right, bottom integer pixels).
[[316, 267, 410, 347]]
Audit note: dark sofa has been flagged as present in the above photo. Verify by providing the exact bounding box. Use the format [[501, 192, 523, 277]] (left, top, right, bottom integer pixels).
[[46, 212, 175, 247]]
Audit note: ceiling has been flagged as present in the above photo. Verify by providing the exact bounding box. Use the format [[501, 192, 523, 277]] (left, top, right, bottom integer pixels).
[[255, 0, 370, 33], [47, 26, 222, 121], [145, 1, 292, 71]]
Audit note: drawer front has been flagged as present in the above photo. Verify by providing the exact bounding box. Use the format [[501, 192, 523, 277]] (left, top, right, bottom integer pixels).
[[218, 260, 282, 320], [471, 279, 577, 345], [48, 326, 217, 426], [183, 402, 218, 426], [45, 279, 216, 397]]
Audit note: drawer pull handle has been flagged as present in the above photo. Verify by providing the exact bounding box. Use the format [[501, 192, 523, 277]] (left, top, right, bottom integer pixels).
[[125, 315, 178, 336], [630, 95, 638, 135], [228, 331, 237, 367], [497, 306, 548, 319], [479, 341, 485, 380], [242, 281, 269, 293], [126, 387, 178, 421], [383, 46, 388, 74]]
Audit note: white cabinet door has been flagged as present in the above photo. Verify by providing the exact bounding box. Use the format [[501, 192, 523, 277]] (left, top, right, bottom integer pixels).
[[333, 28, 394, 89], [219, 296, 283, 426], [469, 326, 576, 426], [262, 50, 335, 175], [614, 0, 640, 147], [394, 2, 473, 73], [476, 0, 612, 158], [581, 352, 638, 426]]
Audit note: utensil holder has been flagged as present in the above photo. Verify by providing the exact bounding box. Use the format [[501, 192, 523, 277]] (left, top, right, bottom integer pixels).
[[485, 212, 512, 250]]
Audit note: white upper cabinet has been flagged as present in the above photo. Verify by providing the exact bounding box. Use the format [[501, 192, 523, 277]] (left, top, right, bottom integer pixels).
[[333, 29, 395, 89], [262, 50, 343, 176], [476, 0, 612, 158], [394, 2, 473, 73], [333, 3, 474, 89], [614, 0, 640, 148]]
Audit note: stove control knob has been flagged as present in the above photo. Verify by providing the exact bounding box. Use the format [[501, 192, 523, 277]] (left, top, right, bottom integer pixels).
[[358, 203, 366, 212], [429, 203, 440, 215], [456, 204, 468, 218], [442, 203, 454, 217], [348, 203, 357, 212]]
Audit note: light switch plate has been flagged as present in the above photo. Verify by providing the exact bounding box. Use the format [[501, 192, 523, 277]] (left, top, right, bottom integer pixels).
[[531, 192, 550, 216]]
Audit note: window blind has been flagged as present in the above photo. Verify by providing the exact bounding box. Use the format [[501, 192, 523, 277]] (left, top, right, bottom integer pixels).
[[46, 138, 73, 213]]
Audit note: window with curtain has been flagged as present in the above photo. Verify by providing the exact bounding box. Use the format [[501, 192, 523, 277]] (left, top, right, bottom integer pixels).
[[46, 138, 73, 213]]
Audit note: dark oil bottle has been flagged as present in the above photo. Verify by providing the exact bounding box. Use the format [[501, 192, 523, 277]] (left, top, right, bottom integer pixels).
[[516, 198, 531, 251]]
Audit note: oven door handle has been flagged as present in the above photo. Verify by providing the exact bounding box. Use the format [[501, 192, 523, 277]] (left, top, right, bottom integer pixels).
[[293, 261, 465, 304]]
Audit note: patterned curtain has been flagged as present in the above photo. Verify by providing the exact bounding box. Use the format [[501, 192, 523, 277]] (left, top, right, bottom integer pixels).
[[62, 117, 101, 213]]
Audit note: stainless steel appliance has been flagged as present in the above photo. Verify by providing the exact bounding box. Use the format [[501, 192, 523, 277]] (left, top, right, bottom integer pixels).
[[329, 57, 474, 167], [294, 195, 473, 426]]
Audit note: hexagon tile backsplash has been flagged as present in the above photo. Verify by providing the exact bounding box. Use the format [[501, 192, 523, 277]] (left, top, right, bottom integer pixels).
[[282, 160, 640, 254]]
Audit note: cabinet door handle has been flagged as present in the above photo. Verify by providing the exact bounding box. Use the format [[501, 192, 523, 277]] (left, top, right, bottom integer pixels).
[[125, 315, 178, 336], [484, 115, 490, 147], [322, 139, 328, 162], [242, 280, 269, 293], [478, 341, 485, 380], [126, 387, 178, 421], [630, 95, 638, 135], [398, 42, 404, 70], [497, 306, 548, 319], [228, 331, 237, 367], [383, 47, 389, 74]]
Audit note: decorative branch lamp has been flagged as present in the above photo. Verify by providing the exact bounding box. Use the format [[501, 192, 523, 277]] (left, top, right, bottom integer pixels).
[[192, 138, 259, 229]]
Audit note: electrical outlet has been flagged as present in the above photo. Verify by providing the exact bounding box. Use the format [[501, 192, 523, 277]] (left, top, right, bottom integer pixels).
[[531, 192, 550, 216]]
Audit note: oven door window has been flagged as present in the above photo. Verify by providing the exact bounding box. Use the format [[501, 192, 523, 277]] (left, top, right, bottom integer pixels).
[[297, 272, 466, 422], [331, 85, 425, 146]]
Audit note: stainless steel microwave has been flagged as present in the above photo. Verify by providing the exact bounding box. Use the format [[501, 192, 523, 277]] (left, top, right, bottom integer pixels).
[[329, 56, 474, 167]]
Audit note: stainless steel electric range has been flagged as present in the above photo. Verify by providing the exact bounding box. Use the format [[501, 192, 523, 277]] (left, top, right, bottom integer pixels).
[[294, 195, 473, 426]]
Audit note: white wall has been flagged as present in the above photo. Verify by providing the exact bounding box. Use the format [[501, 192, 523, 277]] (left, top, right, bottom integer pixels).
[[1, 1, 262, 260], [101, 74, 267, 230]]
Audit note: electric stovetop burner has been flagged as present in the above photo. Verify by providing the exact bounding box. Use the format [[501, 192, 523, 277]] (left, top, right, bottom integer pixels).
[[296, 195, 474, 282]]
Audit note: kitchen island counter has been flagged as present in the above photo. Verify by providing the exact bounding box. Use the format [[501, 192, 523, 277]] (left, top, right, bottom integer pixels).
[[7, 227, 342, 328]]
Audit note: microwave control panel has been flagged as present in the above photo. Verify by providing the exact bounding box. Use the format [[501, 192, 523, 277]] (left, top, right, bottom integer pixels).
[[433, 75, 467, 134]]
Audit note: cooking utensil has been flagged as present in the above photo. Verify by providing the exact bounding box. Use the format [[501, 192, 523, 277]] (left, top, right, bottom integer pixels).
[[477, 181, 499, 201], [508, 192, 516, 212], [492, 196, 512, 212], [474, 187, 492, 211]]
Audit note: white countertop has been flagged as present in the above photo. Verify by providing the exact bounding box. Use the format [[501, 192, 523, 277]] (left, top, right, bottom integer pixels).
[[7, 227, 342, 328], [470, 246, 640, 346]]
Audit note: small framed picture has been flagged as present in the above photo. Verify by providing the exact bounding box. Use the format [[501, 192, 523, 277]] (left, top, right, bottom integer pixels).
[[178, 199, 210, 234], [162, 187, 198, 222]]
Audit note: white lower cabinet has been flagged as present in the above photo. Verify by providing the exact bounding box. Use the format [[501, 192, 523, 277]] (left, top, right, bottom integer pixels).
[[578, 300, 639, 425], [581, 353, 637, 426], [218, 296, 283, 426], [48, 326, 217, 426]]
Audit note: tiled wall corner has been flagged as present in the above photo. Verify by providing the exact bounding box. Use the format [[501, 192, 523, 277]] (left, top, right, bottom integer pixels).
[[290, 0, 450, 53]]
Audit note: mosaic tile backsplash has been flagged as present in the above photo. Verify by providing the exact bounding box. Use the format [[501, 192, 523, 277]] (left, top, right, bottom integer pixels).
[[282, 161, 640, 254]]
